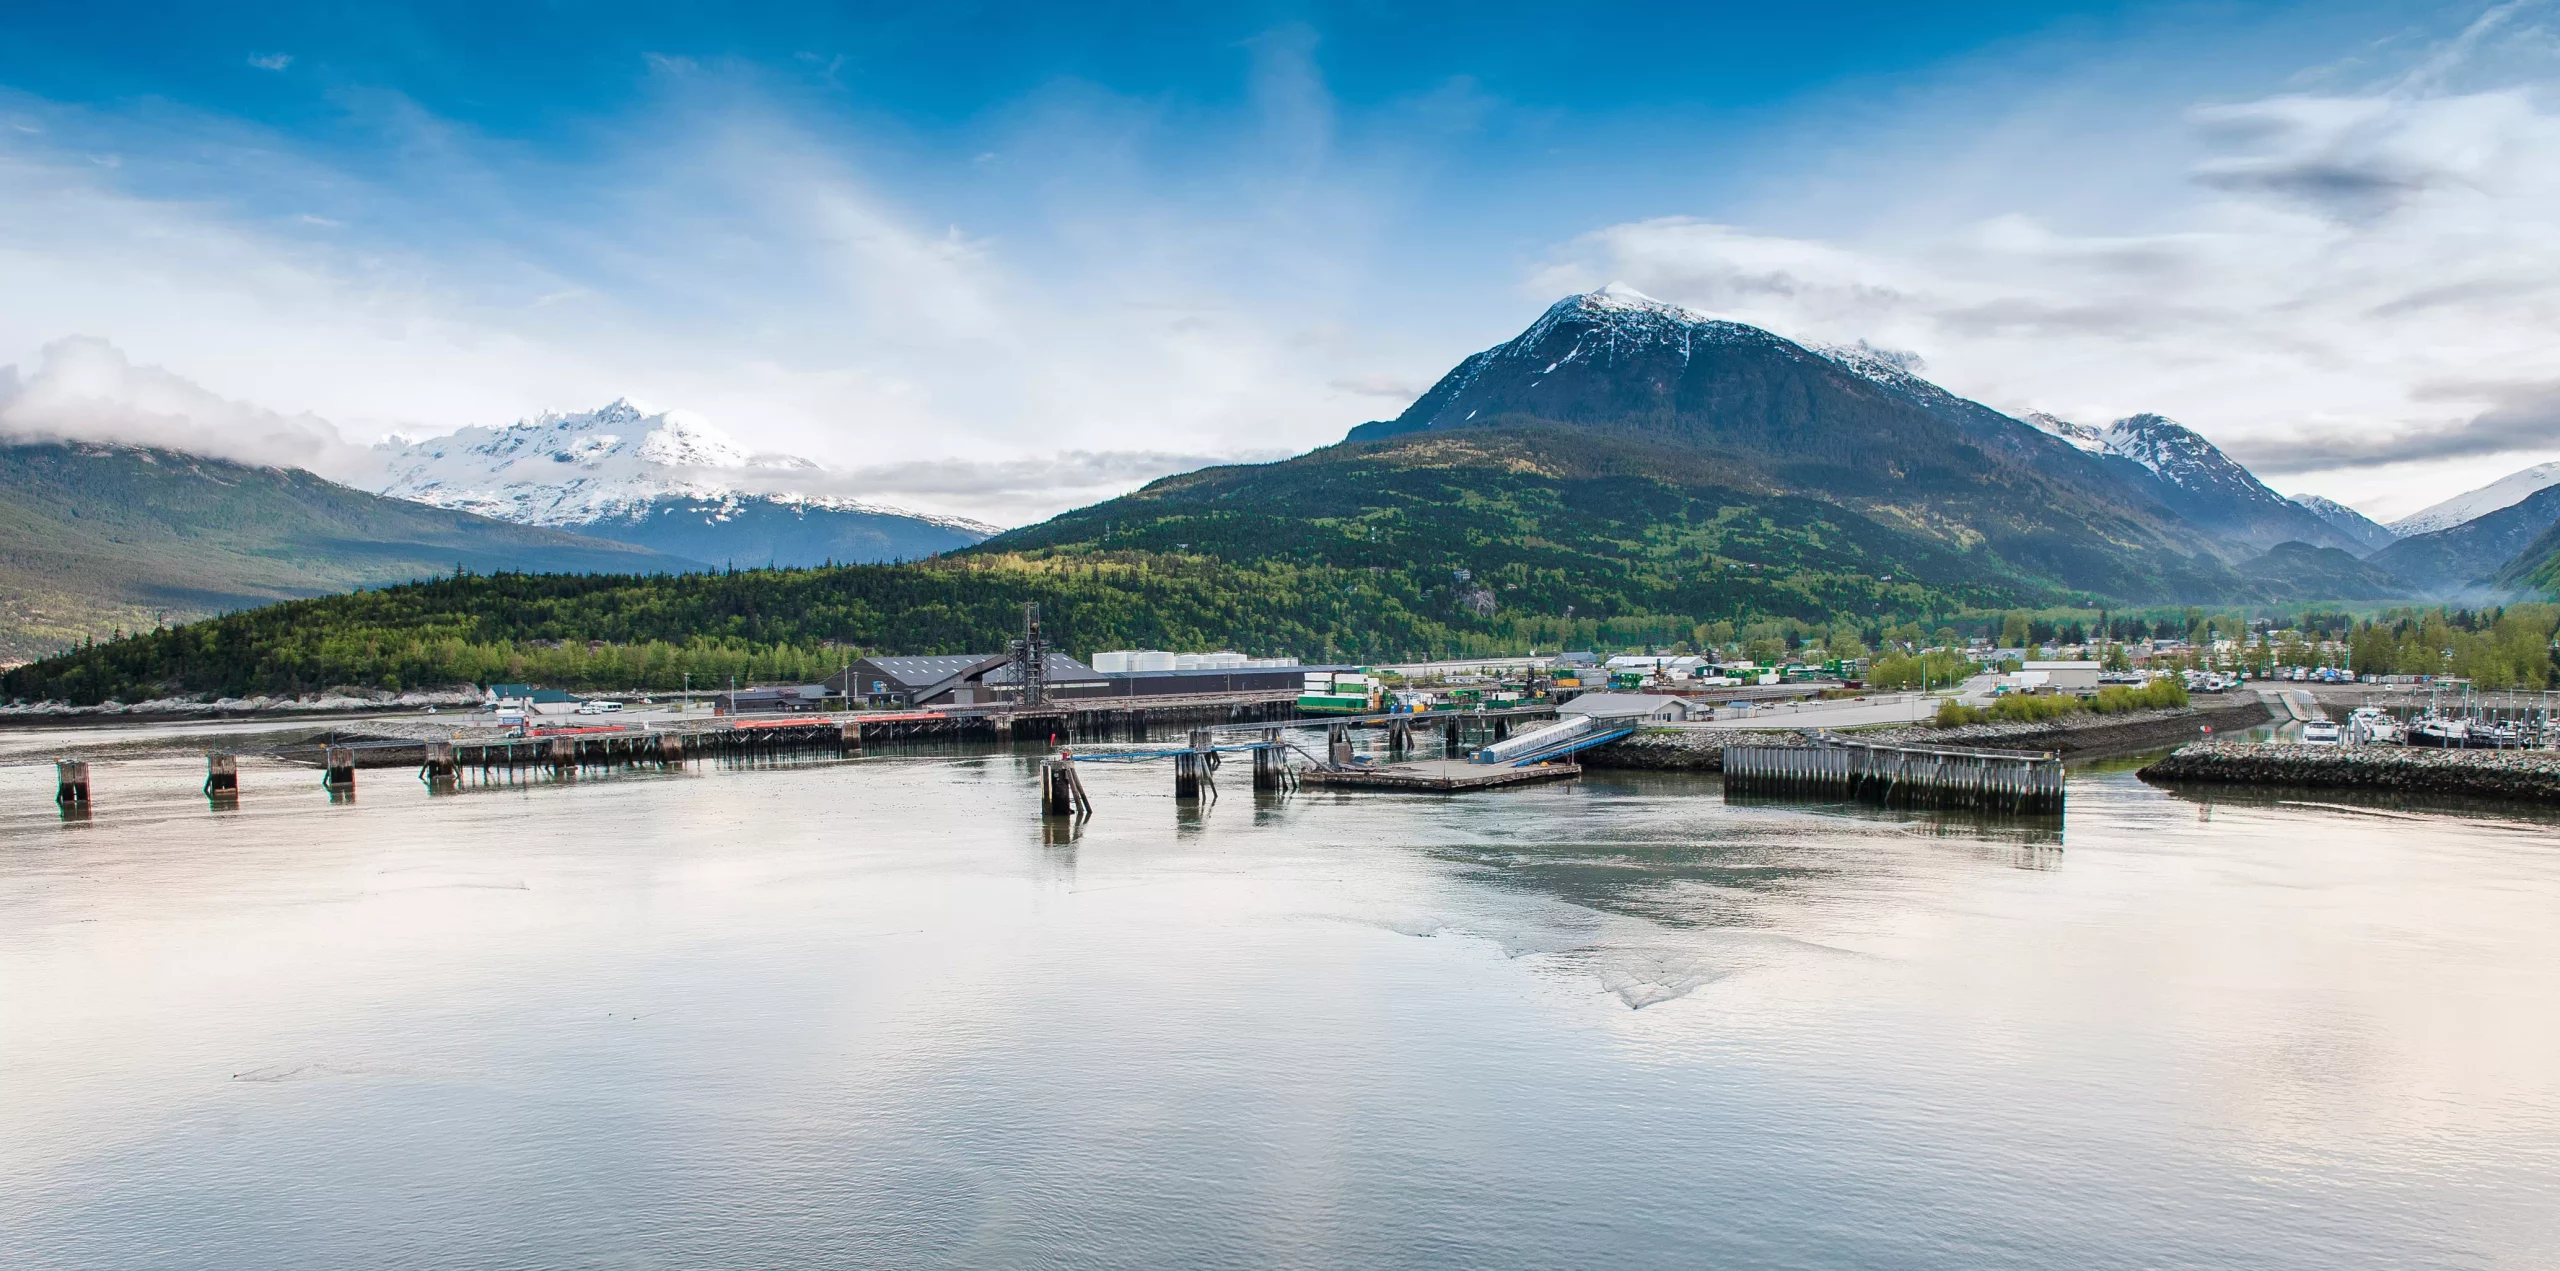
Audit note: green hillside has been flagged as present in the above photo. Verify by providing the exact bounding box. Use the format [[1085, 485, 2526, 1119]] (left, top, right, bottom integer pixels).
[[0, 534, 2019, 705], [0, 442, 699, 662], [991, 427, 2041, 607]]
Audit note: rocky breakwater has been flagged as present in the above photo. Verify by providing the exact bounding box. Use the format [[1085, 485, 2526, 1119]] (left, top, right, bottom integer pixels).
[[2140, 742, 2560, 804], [1579, 727, 1812, 772], [1581, 698, 2273, 773]]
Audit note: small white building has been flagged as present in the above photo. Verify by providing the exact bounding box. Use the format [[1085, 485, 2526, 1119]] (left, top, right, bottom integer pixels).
[[2021, 660, 2101, 693], [1558, 692, 1699, 723]]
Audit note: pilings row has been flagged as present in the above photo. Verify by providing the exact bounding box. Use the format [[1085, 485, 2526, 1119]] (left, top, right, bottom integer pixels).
[[1722, 740, 2064, 814]]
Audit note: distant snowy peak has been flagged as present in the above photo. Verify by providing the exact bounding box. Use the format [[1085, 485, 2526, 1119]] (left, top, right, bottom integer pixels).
[[2389, 460, 2560, 536], [2290, 493, 2379, 525], [2099, 414, 2229, 484], [2290, 493, 2400, 553], [373, 399, 993, 534]]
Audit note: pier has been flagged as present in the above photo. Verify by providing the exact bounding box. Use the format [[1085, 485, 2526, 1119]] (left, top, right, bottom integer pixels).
[[1722, 738, 2065, 813]]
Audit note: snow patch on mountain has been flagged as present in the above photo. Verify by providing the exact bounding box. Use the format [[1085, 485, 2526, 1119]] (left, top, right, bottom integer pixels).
[[2290, 494, 2386, 530], [2389, 461, 2560, 537], [2099, 414, 2225, 484], [2021, 412, 2109, 453], [372, 400, 998, 535]]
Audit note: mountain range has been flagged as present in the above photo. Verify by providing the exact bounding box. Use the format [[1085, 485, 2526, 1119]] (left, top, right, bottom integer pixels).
[[372, 400, 996, 567], [1033, 286, 2433, 608], [13, 285, 2560, 668]]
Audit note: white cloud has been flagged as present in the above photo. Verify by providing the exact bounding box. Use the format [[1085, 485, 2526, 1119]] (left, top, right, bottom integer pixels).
[[1536, 9, 2560, 520], [247, 53, 292, 72], [0, 336, 370, 476], [0, 61, 1429, 526]]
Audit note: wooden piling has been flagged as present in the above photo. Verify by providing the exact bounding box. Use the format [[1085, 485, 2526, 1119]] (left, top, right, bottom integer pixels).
[[204, 752, 239, 796], [322, 746, 356, 792], [54, 759, 90, 806], [420, 740, 458, 785], [1254, 727, 1286, 791]]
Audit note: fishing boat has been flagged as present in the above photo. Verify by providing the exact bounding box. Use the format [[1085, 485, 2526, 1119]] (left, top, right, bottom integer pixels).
[[2407, 716, 2467, 748], [2298, 720, 2342, 746]]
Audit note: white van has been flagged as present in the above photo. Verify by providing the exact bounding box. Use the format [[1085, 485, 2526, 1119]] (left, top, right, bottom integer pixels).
[[575, 700, 623, 715]]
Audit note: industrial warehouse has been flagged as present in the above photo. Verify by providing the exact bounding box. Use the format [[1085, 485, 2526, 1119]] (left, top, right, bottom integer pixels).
[[822, 649, 1314, 709]]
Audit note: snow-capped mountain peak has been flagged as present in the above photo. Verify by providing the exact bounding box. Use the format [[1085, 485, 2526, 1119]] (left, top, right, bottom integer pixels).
[[371, 400, 995, 536], [2099, 414, 2225, 483], [2389, 460, 2560, 536]]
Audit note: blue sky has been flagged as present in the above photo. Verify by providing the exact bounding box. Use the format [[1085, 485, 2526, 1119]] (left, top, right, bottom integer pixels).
[[1, 1, 2554, 523]]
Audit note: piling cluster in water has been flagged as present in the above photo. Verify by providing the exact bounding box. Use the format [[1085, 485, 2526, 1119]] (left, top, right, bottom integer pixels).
[[2139, 741, 2560, 803]]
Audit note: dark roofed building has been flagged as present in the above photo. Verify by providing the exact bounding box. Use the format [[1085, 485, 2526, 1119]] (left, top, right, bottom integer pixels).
[[981, 652, 1110, 699], [830, 654, 1009, 707]]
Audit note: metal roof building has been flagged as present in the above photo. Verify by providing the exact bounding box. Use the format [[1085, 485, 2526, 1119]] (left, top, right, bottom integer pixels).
[[830, 654, 1010, 707]]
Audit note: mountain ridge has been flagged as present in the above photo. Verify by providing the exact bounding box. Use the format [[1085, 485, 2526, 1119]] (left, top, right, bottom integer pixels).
[[1335, 287, 2276, 602], [2368, 484, 2560, 596], [0, 440, 699, 661], [2289, 494, 2399, 554]]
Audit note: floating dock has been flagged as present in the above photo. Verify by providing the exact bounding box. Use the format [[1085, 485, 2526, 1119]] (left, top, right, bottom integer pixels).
[[1298, 758, 1582, 791]]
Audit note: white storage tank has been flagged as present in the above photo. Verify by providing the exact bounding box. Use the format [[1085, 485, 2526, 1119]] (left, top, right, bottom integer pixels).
[[1174, 653, 1204, 671], [1133, 650, 1178, 672], [1091, 651, 1133, 673]]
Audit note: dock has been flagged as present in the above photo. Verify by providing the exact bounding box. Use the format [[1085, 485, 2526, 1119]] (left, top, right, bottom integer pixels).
[[1722, 737, 2065, 813], [1298, 758, 1582, 791]]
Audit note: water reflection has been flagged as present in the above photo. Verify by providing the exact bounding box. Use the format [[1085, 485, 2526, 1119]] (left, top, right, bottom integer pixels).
[[1, 734, 2556, 1269]]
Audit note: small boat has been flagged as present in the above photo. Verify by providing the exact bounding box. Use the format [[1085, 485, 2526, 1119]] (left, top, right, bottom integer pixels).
[[2299, 720, 2342, 746], [2408, 716, 2467, 748], [2467, 722, 2523, 750], [2346, 707, 2401, 745]]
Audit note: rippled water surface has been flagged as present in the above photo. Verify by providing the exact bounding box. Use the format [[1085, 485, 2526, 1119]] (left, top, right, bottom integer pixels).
[[3, 738, 2556, 1269]]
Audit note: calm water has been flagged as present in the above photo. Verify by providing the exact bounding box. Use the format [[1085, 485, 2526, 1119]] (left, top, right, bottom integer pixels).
[[2, 737, 2556, 1269]]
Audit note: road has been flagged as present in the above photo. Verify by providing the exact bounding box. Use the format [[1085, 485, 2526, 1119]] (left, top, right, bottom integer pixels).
[[1665, 693, 1944, 731]]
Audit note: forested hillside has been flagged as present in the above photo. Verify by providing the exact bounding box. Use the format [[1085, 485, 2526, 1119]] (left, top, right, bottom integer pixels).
[[0, 441, 696, 661], [4, 543, 2007, 704]]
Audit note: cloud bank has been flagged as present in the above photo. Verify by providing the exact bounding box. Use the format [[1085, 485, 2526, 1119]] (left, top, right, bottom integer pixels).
[[0, 336, 369, 476], [1532, 5, 2560, 517]]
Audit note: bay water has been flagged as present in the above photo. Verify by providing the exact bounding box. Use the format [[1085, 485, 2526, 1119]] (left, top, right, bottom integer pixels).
[[2, 738, 2555, 1268]]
